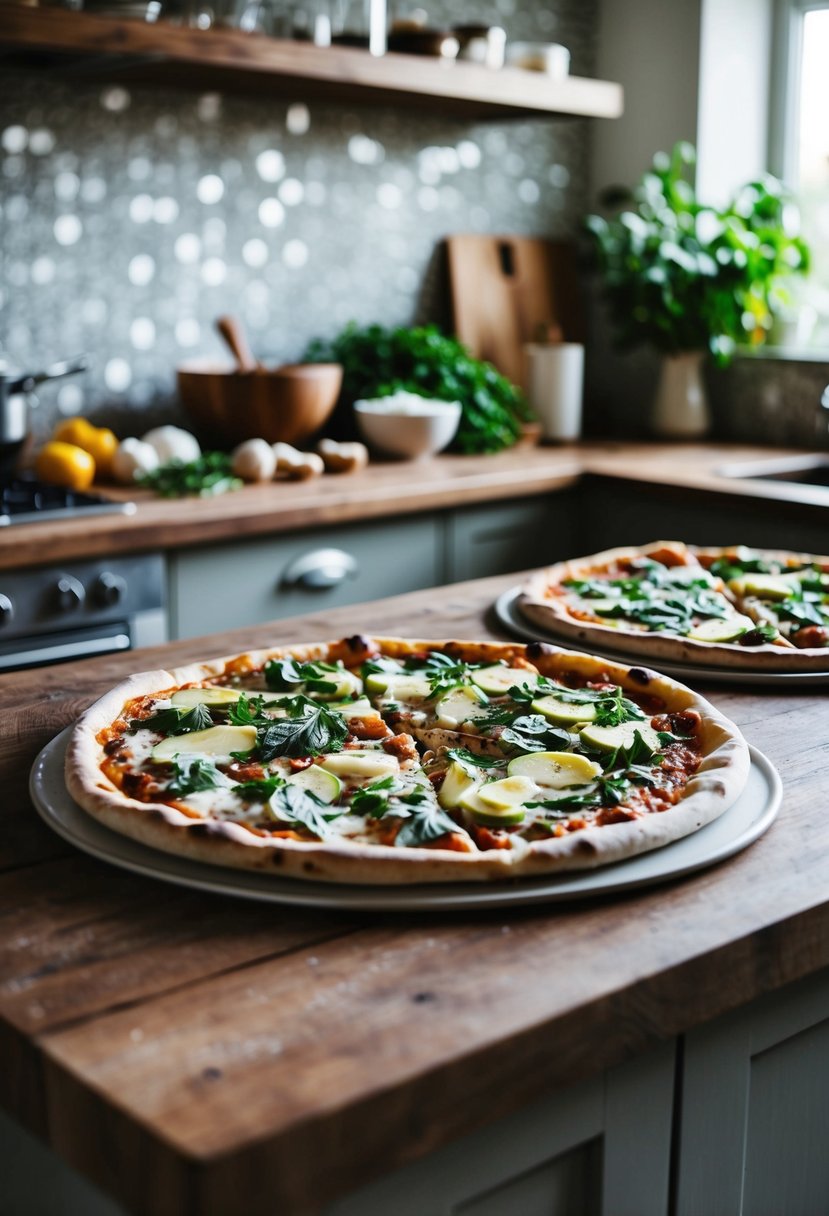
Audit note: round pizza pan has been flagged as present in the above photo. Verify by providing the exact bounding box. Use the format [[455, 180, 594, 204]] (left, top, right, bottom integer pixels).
[[31, 728, 781, 911], [492, 587, 829, 687]]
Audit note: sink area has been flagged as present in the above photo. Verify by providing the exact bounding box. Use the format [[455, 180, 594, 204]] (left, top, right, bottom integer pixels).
[[718, 455, 829, 488]]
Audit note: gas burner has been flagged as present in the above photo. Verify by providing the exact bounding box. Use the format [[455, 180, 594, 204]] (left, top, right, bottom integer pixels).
[[0, 477, 136, 526]]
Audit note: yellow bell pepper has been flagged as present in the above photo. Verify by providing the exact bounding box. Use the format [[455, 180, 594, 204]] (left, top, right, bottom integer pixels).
[[52, 417, 118, 478], [35, 441, 96, 492]]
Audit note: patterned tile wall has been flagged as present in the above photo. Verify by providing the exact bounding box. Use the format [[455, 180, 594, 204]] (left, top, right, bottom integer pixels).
[[0, 0, 597, 439]]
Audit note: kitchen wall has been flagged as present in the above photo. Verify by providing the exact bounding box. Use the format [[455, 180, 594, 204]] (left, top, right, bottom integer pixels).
[[0, 0, 597, 440]]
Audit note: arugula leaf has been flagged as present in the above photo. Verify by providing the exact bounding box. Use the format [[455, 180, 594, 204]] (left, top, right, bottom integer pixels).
[[445, 748, 501, 771], [266, 784, 338, 839], [602, 729, 662, 772], [233, 776, 285, 802], [738, 623, 780, 646], [227, 694, 275, 727], [392, 790, 459, 848], [592, 686, 645, 728], [361, 656, 404, 679], [527, 762, 659, 820], [130, 703, 213, 736], [498, 715, 572, 755], [779, 599, 829, 629], [166, 755, 232, 798], [264, 658, 340, 695], [256, 701, 348, 760], [407, 651, 479, 698], [350, 775, 405, 817]]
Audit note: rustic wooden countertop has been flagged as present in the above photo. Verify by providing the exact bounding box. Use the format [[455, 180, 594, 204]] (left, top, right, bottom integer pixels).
[[4, 440, 827, 572], [1, 575, 827, 1215]]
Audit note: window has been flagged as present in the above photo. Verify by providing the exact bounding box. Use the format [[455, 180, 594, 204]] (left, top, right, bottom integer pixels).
[[771, 0, 829, 348]]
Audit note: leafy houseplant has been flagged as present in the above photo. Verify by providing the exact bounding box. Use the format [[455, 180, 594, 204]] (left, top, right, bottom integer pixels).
[[586, 142, 810, 435], [303, 324, 532, 455]]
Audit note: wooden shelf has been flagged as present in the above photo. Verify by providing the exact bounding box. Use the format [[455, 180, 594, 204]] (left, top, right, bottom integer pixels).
[[0, 8, 623, 119]]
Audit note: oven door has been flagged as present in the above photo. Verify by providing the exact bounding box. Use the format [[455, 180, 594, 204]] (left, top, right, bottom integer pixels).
[[0, 623, 134, 672]]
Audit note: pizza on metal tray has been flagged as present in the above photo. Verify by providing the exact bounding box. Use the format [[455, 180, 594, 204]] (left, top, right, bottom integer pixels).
[[520, 541, 829, 672], [66, 634, 749, 885]]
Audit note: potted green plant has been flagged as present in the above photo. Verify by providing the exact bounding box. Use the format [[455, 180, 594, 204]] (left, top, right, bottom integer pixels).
[[586, 141, 810, 436]]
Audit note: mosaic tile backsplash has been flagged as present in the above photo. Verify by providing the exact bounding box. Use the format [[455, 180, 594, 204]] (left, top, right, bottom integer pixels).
[[0, 0, 597, 439]]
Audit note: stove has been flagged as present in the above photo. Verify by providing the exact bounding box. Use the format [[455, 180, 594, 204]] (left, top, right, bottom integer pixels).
[[0, 479, 165, 669], [0, 476, 136, 526]]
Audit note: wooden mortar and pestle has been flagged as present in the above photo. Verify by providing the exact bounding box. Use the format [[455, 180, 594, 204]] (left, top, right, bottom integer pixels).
[[177, 316, 342, 448]]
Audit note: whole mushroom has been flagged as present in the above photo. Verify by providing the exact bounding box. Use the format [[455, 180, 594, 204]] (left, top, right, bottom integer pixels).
[[231, 438, 277, 483]]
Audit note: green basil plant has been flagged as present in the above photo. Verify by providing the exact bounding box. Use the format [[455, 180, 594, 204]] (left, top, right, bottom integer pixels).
[[586, 141, 810, 362]]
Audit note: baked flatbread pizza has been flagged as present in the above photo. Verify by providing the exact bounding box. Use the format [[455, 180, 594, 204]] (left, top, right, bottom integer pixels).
[[65, 635, 749, 885], [520, 542, 829, 672]]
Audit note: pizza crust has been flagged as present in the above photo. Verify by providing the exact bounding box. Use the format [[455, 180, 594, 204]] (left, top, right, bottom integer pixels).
[[65, 636, 750, 885], [519, 542, 829, 673]]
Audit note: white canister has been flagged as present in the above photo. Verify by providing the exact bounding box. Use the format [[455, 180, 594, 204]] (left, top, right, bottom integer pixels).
[[525, 342, 585, 442]]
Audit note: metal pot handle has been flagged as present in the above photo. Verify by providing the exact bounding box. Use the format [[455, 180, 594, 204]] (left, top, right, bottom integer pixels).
[[11, 356, 89, 395]]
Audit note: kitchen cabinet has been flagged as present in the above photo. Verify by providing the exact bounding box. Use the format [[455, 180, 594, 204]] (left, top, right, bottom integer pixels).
[[447, 492, 578, 584], [675, 968, 829, 1216], [326, 1043, 674, 1216], [0, 9, 623, 122], [576, 475, 829, 555], [168, 513, 443, 639], [167, 495, 572, 639]]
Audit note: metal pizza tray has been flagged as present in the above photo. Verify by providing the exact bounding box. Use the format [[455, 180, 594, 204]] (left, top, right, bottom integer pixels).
[[492, 586, 829, 687], [31, 728, 780, 912]]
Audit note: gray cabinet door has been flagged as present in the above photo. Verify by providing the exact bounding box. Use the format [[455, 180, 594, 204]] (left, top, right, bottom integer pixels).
[[676, 967, 829, 1216], [325, 1042, 675, 1216], [447, 493, 577, 584], [168, 514, 442, 639]]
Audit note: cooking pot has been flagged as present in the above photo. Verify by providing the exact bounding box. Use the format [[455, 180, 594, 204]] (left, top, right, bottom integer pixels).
[[0, 356, 89, 472]]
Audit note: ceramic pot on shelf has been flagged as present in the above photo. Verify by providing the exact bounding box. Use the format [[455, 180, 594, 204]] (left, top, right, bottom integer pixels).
[[651, 350, 711, 438]]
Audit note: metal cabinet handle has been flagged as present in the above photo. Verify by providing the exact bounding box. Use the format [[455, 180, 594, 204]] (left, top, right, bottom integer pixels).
[[281, 548, 359, 590]]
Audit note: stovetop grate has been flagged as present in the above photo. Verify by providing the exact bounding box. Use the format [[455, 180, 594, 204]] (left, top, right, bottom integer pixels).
[[0, 477, 136, 526]]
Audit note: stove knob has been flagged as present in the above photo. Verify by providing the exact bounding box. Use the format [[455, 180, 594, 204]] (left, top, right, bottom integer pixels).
[[95, 571, 127, 608], [0, 594, 13, 626], [55, 575, 85, 613]]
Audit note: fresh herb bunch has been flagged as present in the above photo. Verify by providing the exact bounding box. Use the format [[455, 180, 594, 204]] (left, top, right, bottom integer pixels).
[[303, 323, 532, 454], [586, 141, 810, 362], [138, 452, 242, 498]]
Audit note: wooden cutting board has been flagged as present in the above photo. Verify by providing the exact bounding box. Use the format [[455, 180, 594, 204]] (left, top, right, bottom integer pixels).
[[446, 234, 585, 389]]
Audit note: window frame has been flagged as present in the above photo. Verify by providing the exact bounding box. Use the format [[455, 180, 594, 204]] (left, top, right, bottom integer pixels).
[[769, 0, 829, 184]]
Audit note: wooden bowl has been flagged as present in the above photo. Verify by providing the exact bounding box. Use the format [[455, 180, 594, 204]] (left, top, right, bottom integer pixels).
[[177, 361, 343, 448]]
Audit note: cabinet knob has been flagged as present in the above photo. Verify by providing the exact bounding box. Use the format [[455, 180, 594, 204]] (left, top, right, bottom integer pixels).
[[0, 594, 13, 626], [281, 548, 359, 590]]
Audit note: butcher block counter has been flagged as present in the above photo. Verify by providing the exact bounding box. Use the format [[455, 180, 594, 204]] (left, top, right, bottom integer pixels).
[[1, 574, 828, 1216], [2, 440, 828, 573]]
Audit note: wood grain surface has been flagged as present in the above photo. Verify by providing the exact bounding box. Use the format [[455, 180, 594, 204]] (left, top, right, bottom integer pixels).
[[0, 574, 828, 1213], [0, 9, 623, 120], [0, 441, 825, 572], [447, 235, 585, 387]]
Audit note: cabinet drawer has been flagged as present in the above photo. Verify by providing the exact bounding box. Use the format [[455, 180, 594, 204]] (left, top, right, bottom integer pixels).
[[447, 493, 577, 583], [168, 515, 441, 639]]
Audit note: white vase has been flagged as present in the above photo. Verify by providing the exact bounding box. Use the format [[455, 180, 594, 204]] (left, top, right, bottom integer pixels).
[[651, 351, 711, 438]]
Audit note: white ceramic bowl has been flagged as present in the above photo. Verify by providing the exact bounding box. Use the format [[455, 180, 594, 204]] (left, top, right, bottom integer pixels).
[[354, 396, 462, 460]]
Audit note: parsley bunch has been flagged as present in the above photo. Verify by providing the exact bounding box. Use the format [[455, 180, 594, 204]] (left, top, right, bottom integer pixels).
[[303, 323, 531, 454]]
